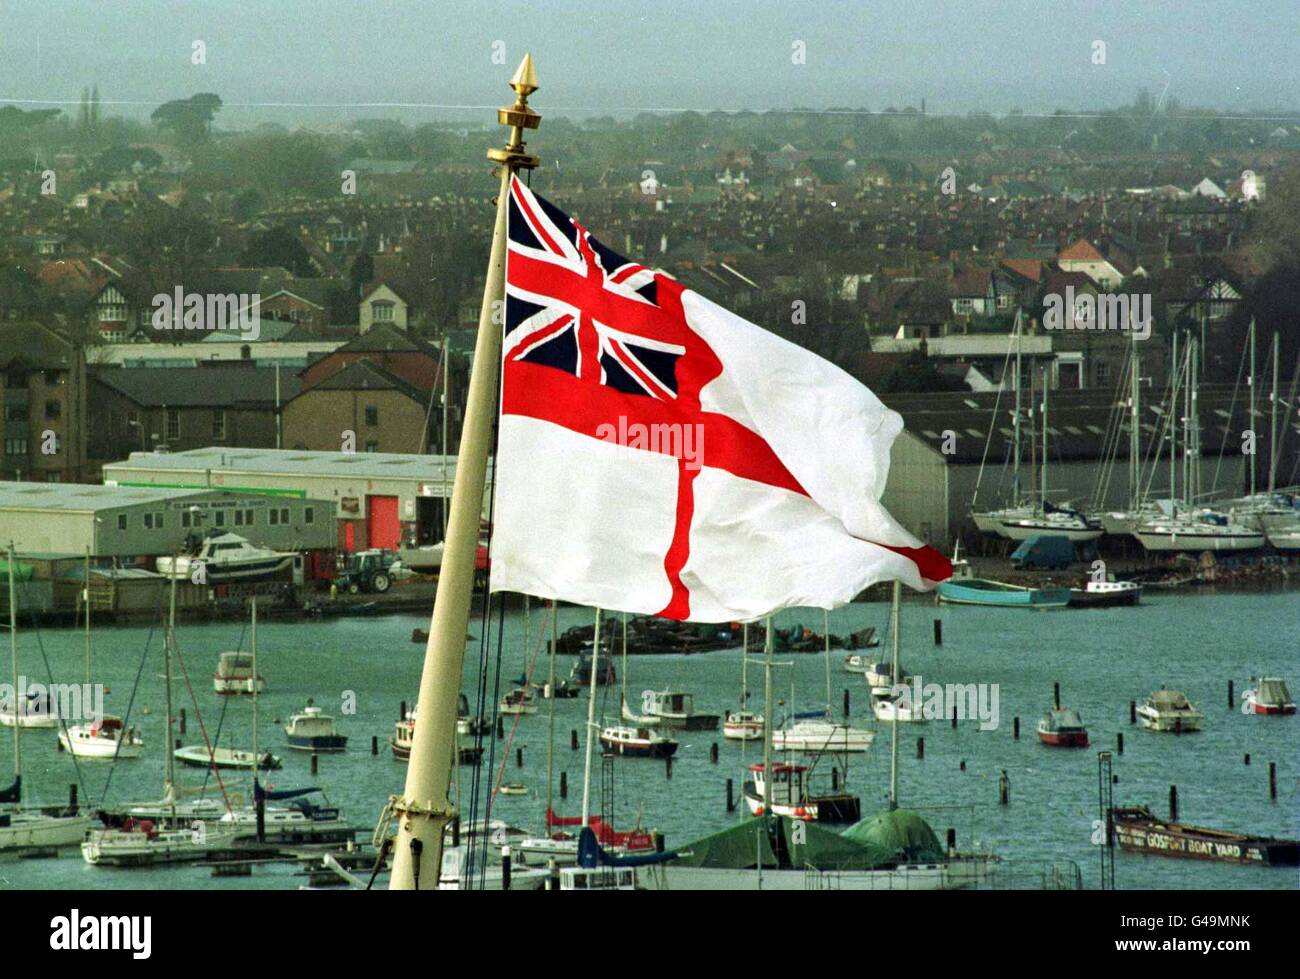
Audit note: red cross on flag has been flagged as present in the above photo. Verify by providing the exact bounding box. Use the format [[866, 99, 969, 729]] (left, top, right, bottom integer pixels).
[[490, 175, 951, 622]]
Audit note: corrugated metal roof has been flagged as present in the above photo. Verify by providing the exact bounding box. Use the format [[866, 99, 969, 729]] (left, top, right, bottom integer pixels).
[[104, 446, 479, 482]]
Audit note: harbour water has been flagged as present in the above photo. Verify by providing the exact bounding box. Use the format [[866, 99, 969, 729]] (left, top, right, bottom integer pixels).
[[3, 588, 1297, 890]]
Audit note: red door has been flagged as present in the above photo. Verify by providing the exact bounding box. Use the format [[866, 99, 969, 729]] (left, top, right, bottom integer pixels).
[[343, 522, 355, 552], [367, 495, 400, 550]]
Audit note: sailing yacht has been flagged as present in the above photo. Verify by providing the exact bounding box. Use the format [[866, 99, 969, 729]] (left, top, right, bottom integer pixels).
[[0, 548, 94, 852], [1135, 510, 1265, 552]]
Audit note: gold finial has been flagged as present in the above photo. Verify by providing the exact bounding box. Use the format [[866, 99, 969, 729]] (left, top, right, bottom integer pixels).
[[489, 53, 541, 171], [510, 54, 538, 97]]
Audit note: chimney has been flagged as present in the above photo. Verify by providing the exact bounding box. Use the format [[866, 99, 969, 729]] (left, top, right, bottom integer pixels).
[[660, 233, 668, 254]]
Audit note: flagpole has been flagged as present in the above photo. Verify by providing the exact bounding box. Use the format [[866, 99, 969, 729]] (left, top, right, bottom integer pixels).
[[389, 55, 540, 891]]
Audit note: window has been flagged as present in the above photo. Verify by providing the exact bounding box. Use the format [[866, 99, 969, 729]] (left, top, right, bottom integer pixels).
[[364, 405, 379, 426], [4, 438, 28, 456], [366, 440, 379, 453], [304, 506, 314, 525], [181, 510, 192, 528], [214, 510, 226, 527], [5, 405, 28, 422], [213, 410, 226, 440], [1096, 362, 1112, 384], [45, 400, 60, 420], [165, 409, 180, 441], [270, 507, 289, 526], [143, 513, 152, 530], [953, 298, 974, 314], [117, 514, 128, 530], [372, 301, 394, 322], [234, 509, 255, 527]]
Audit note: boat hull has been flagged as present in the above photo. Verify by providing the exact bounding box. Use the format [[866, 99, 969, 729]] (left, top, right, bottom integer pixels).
[[0, 813, 94, 851], [1136, 711, 1203, 732], [1068, 587, 1142, 608], [1037, 729, 1089, 747], [1112, 808, 1299, 866], [937, 581, 1071, 608], [1135, 530, 1266, 552], [58, 726, 145, 759], [286, 735, 348, 752], [742, 785, 861, 824], [598, 735, 678, 759]]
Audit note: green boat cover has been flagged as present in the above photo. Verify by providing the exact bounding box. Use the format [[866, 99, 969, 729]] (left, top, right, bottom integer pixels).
[[670, 813, 937, 871], [842, 809, 945, 861], [0, 560, 34, 582]]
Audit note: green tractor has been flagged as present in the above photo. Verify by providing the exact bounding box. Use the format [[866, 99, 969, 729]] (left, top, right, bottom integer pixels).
[[335, 549, 401, 594]]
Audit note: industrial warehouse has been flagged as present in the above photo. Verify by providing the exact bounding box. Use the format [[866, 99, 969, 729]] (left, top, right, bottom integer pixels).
[[101, 447, 487, 553]]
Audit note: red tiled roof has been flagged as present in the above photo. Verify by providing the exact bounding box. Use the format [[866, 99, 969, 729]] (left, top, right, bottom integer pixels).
[[1057, 238, 1106, 263]]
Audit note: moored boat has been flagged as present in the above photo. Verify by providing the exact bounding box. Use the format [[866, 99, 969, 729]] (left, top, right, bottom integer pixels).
[[722, 709, 764, 741], [771, 717, 874, 753], [621, 689, 719, 731], [598, 724, 678, 759], [1068, 579, 1142, 608], [284, 701, 347, 752], [58, 716, 144, 760], [936, 549, 1070, 609], [742, 762, 860, 823], [1241, 678, 1295, 715], [1136, 689, 1203, 732], [173, 743, 282, 770], [0, 690, 59, 729], [1111, 806, 1299, 866], [81, 818, 239, 867], [1037, 707, 1089, 747], [213, 651, 265, 695], [499, 687, 538, 715]]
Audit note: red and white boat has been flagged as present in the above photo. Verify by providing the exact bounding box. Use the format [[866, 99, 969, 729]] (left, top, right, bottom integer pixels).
[[1037, 707, 1089, 747], [1242, 678, 1296, 715], [742, 762, 860, 823]]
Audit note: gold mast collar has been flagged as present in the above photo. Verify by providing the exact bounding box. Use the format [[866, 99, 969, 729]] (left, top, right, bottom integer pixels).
[[489, 53, 541, 170]]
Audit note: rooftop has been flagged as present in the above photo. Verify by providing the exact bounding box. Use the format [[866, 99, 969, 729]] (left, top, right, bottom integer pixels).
[[104, 446, 476, 482]]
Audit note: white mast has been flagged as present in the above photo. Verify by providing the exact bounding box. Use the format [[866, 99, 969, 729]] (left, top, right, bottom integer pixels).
[[1168, 331, 1179, 511], [1040, 365, 1049, 509], [250, 597, 258, 770], [1129, 329, 1141, 511], [1270, 331, 1280, 495], [761, 617, 773, 820], [390, 55, 540, 890], [1013, 314, 1022, 503], [8, 544, 19, 788], [889, 580, 901, 810], [580, 608, 602, 828], [1248, 319, 1257, 499], [165, 552, 177, 797], [546, 601, 556, 819]]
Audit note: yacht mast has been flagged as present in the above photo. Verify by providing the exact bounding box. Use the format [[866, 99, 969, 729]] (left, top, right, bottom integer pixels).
[[1248, 319, 1257, 499], [762, 617, 773, 821], [1040, 365, 1049, 510], [165, 553, 177, 796], [889, 581, 901, 810], [8, 544, 19, 788], [84, 547, 92, 688], [546, 601, 556, 820], [1168, 331, 1179, 512], [250, 597, 258, 771], [580, 607, 602, 828], [1013, 312, 1022, 502], [1270, 331, 1280, 495], [1129, 331, 1141, 511]]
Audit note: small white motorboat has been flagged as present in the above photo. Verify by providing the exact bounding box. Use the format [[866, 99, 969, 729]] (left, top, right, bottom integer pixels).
[[58, 715, 144, 759], [723, 709, 764, 741], [621, 690, 719, 731], [213, 651, 264, 695], [1136, 689, 1204, 732], [174, 743, 282, 770]]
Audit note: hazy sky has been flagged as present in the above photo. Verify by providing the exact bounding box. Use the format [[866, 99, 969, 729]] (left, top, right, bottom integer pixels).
[[1, 0, 1296, 127]]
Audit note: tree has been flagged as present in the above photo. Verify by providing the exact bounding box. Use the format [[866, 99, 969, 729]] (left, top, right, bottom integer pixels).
[[239, 227, 316, 277], [151, 93, 223, 147]]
